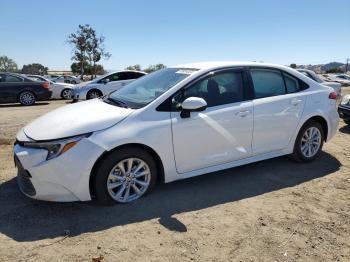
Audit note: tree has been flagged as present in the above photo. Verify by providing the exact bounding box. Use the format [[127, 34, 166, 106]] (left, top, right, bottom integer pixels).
[[68, 24, 111, 80], [21, 63, 48, 75], [71, 62, 106, 76], [84, 25, 111, 79], [125, 64, 142, 71], [144, 64, 166, 73], [290, 63, 297, 69], [0, 56, 18, 72], [67, 24, 89, 80]]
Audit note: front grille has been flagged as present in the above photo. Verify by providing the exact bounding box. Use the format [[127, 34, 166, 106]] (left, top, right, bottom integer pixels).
[[15, 156, 36, 196]]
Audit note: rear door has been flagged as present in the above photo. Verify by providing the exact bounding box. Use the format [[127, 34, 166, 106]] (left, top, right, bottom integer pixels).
[[250, 68, 307, 155]]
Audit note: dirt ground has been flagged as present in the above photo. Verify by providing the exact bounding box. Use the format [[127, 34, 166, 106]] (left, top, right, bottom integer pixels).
[[0, 93, 350, 262]]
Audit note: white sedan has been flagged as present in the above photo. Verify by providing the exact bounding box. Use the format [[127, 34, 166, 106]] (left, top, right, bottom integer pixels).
[[326, 74, 350, 86], [71, 70, 147, 101], [14, 62, 339, 204], [27, 75, 74, 99], [52, 75, 81, 84]]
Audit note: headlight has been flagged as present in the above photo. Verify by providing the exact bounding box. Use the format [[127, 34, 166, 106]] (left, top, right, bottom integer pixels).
[[23, 133, 91, 160], [341, 95, 350, 106]]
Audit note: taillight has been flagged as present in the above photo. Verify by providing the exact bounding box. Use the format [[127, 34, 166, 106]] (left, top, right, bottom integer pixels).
[[328, 92, 337, 100], [42, 82, 50, 89]]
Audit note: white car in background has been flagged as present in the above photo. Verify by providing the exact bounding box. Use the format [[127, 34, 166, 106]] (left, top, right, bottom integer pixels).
[[52, 75, 81, 85], [327, 74, 350, 86], [297, 69, 342, 98], [72, 70, 146, 101], [27, 75, 74, 99], [14, 62, 339, 205]]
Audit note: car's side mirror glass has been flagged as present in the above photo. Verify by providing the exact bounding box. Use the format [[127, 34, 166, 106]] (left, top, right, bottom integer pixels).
[[180, 97, 207, 118], [102, 78, 110, 84]]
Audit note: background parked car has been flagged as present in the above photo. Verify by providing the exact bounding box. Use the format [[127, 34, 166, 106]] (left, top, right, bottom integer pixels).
[[0, 73, 51, 105], [52, 75, 81, 84], [327, 74, 350, 86], [297, 69, 342, 98], [27, 75, 74, 99], [338, 94, 350, 125], [72, 70, 146, 101]]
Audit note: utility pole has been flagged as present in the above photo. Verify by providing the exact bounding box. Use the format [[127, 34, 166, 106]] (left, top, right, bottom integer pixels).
[[346, 58, 349, 73]]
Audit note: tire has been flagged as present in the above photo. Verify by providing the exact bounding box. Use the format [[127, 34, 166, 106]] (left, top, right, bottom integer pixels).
[[291, 120, 324, 162], [18, 91, 36, 106], [94, 147, 158, 205], [61, 88, 72, 100], [344, 120, 350, 125], [87, 89, 102, 99]]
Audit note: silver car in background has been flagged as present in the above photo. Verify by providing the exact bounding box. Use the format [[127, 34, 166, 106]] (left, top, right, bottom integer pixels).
[[297, 69, 342, 98], [72, 70, 146, 101]]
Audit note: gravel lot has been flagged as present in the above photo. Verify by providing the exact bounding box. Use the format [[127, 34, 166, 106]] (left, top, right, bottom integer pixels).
[[0, 93, 349, 261]]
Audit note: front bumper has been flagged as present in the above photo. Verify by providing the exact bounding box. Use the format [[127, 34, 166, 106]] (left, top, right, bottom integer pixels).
[[72, 88, 87, 101], [338, 105, 350, 121], [14, 138, 105, 202]]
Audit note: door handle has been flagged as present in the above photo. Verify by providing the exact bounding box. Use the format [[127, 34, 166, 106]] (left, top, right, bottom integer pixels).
[[291, 98, 302, 106], [236, 110, 251, 117]]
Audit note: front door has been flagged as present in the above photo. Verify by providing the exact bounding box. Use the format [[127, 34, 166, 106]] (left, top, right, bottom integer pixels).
[[170, 69, 254, 173]]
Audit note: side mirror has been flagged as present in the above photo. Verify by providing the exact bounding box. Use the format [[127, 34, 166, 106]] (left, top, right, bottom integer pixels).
[[180, 97, 207, 118], [102, 78, 110, 84]]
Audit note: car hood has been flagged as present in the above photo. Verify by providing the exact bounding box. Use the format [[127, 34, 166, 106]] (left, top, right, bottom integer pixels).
[[75, 80, 94, 88], [22, 99, 134, 141]]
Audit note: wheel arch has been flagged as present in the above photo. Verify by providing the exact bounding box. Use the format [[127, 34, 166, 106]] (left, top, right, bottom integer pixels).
[[89, 143, 165, 198], [87, 88, 103, 98], [300, 115, 329, 142]]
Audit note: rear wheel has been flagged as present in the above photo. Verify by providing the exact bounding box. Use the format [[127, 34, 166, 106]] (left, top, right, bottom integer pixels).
[[87, 89, 102, 99], [291, 120, 324, 162], [94, 147, 158, 205], [18, 91, 36, 106], [61, 88, 72, 100]]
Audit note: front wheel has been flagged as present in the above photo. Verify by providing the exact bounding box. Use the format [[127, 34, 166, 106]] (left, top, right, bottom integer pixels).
[[291, 120, 324, 162], [18, 91, 36, 106], [61, 88, 72, 100], [94, 147, 158, 205]]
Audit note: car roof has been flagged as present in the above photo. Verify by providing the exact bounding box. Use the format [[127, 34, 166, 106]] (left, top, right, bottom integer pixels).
[[172, 61, 292, 71]]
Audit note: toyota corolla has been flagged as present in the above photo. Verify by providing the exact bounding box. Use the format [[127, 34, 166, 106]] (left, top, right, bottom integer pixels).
[[14, 62, 339, 204]]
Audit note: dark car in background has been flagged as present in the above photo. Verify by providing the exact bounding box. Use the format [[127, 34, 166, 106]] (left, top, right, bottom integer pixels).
[[0, 73, 52, 105], [338, 94, 350, 125]]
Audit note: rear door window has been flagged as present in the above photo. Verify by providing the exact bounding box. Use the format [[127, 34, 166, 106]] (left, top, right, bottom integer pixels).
[[5, 75, 23, 82], [251, 69, 285, 98], [284, 73, 301, 93]]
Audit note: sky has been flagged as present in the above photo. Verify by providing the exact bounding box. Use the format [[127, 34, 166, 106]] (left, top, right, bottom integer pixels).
[[1, 0, 349, 70]]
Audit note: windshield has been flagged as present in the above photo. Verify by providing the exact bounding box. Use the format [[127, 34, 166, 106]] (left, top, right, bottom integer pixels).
[[107, 68, 197, 108]]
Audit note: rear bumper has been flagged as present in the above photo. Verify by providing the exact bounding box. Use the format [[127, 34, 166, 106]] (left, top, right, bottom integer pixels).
[[338, 106, 350, 121], [37, 91, 52, 101]]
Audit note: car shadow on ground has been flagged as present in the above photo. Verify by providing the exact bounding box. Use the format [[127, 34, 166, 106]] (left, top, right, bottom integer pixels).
[[0, 102, 50, 108], [0, 152, 340, 242], [339, 124, 350, 134]]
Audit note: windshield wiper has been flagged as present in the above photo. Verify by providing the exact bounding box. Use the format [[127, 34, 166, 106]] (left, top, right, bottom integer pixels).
[[105, 97, 129, 108]]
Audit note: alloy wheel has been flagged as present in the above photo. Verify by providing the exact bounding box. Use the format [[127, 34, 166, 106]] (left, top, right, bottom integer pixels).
[[106, 158, 151, 203], [62, 89, 72, 99], [300, 127, 321, 158], [19, 92, 35, 105]]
